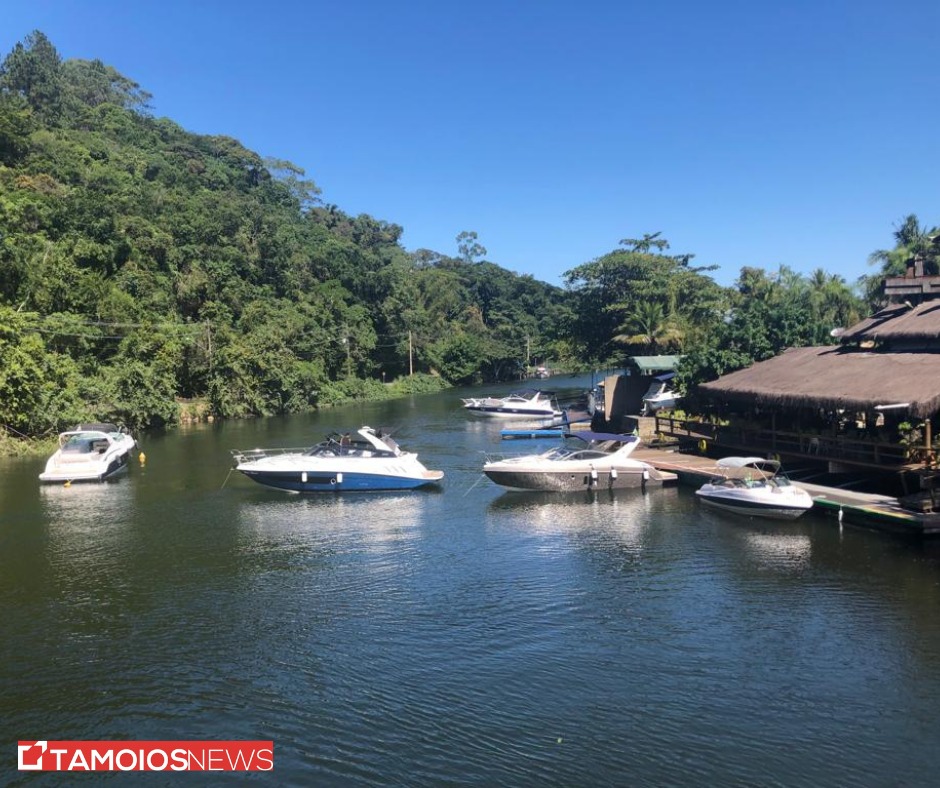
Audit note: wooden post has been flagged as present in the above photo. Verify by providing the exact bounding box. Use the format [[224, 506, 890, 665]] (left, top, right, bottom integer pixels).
[[926, 419, 933, 467]]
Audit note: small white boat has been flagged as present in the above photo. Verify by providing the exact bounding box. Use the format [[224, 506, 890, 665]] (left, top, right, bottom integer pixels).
[[232, 426, 444, 493], [482, 432, 674, 492], [39, 423, 137, 483], [462, 389, 561, 419], [641, 373, 680, 414], [695, 457, 814, 520]]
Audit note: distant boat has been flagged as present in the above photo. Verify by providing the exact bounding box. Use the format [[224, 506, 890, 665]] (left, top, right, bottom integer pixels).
[[641, 373, 680, 414], [461, 389, 561, 419], [482, 432, 674, 492], [232, 426, 443, 493], [39, 423, 137, 483], [695, 457, 814, 520]]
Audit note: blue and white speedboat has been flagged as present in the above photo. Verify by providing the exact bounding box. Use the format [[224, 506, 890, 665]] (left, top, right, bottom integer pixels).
[[232, 426, 444, 493]]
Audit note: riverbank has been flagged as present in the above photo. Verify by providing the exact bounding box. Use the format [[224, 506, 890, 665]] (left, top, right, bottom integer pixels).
[[0, 373, 455, 457]]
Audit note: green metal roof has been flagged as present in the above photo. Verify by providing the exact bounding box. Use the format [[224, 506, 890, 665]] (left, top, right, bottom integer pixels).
[[628, 355, 682, 372]]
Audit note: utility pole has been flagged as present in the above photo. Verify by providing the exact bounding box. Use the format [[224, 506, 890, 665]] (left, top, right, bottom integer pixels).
[[408, 331, 414, 377], [344, 325, 351, 379]]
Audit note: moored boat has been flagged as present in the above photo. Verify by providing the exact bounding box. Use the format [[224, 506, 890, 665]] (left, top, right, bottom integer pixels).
[[232, 426, 444, 493], [39, 423, 137, 483], [641, 374, 680, 414], [482, 432, 674, 492], [695, 457, 814, 520], [461, 389, 561, 419]]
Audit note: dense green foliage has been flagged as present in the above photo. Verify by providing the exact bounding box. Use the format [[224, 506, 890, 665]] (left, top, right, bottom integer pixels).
[[0, 31, 924, 442], [0, 32, 571, 436]]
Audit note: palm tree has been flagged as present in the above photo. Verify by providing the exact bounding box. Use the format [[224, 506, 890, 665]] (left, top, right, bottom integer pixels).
[[870, 214, 940, 276], [613, 301, 683, 353], [807, 268, 862, 336]]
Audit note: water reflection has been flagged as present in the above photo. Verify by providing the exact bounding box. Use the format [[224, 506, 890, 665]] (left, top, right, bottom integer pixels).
[[697, 507, 814, 572], [38, 480, 138, 569], [489, 487, 655, 514], [736, 530, 813, 571], [231, 490, 446, 594], [486, 488, 682, 558]]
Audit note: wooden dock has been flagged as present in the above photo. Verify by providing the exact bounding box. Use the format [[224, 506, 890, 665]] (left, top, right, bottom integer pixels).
[[633, 446, 940, 536]]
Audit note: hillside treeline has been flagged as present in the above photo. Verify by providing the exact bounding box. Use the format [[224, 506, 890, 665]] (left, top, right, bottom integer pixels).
[[0, 31, 927, 441], [0, 32, 574, 436]]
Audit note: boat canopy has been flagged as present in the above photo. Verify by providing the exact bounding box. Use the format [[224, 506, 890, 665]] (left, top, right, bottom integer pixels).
[[715, 456, 782, 474], [716, 456, 776, 468]]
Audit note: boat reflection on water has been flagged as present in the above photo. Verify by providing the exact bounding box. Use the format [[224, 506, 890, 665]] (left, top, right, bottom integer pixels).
[[234, 490, 440, 562], [39, 482, 138, 571], [701, 505, 814, 572], [488, 487, 657, 512], [39, 479, 135, 526], [739, 531, 813, 571], [487, 487, 679, 548]]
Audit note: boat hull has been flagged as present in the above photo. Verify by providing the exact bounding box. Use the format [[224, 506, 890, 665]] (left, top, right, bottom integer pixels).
[[464, 406, 561, 419], [39, 452, 131, 483], [695, 490, 812, 520], [237, 468, 443, 493], [39, 435, 136, 484], [483, 467, 654, 492]]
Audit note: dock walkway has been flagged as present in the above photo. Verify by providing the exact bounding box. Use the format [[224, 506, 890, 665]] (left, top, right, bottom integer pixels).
[[633, 446, 940, 536]]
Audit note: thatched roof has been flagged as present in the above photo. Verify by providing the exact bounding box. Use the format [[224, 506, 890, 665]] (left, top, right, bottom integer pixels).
[[699, 346, 940, 418], [841, 301, 940, 343]]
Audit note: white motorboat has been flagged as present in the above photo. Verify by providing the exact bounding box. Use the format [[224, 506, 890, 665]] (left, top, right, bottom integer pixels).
[[462, 389, 561, 419], [641, 373, 680, 414], [39, 423, 137, 483], [482, 432, 674, 492], [695, 457, 814, 520], [232, 426, 444, 493]]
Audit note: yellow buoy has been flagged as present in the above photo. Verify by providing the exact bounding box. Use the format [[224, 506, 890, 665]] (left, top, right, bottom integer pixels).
[[138, 451, 147, 465], [698, 439, 707, 453]]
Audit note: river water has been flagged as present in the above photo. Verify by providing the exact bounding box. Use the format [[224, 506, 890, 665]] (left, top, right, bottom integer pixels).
[[3, 377, 940, 786]]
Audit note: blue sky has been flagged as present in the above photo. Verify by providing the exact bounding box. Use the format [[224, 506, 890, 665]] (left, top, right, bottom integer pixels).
[[3, 1, 939, 287]]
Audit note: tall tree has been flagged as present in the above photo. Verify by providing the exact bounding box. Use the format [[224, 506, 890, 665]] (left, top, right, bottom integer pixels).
[[863, 214, 940, 309], [456, 230, 487, 263], [0, 30, 64, 121]]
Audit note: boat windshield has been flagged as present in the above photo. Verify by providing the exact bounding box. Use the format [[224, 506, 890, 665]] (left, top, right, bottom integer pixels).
[[61, 433, 109, 453], [304, 435, 396, 459], [543, 447, 613, 462]]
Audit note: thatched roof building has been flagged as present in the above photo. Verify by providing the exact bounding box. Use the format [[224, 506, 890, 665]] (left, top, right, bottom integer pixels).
[[840, 301, 940, 344], [699, 346, 940, 419]]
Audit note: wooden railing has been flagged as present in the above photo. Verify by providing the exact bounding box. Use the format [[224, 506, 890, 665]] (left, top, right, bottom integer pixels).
[[653, 416, 914, 468]]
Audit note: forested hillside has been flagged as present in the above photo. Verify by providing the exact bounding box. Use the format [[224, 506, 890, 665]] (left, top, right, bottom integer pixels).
[[0, 32, 572, 437]]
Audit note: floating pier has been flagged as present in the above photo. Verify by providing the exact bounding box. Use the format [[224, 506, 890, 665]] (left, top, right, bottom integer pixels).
[[633, 446, 940, 536], [500, 427, 566, 440]]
